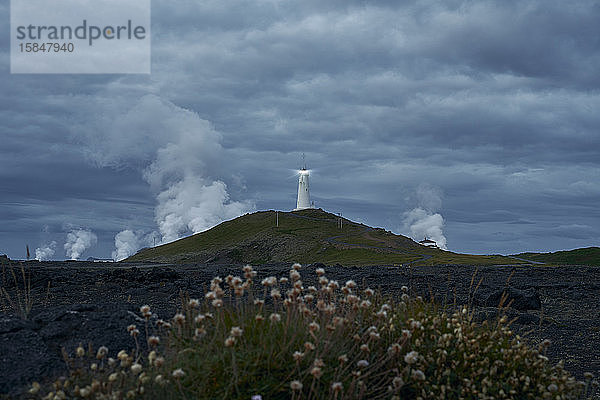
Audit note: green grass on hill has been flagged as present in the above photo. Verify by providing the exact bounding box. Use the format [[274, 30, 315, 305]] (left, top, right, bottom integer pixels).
[[515, 247, 600, 267], [127, 209, 530, 266]]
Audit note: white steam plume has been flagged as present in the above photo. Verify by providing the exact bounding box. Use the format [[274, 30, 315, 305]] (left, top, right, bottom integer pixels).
[[112, 230, 160, 261], [156, 177, 250, 243], [64, 228, 98, 260], [74, 94, 254, 251], [35, 241, 57, 261], [403, 184, 448, 250]]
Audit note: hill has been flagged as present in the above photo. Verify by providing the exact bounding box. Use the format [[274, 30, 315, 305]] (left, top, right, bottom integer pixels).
[[514, 247, 600, 267], [127, 209, 528, 266]]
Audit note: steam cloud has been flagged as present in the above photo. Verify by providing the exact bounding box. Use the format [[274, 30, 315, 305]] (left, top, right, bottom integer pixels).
[[76, 94, 254, 255], [112, 230, 160, 262], [403, 184, 448, 250], [64, 228, 98, 260], [35, 241, 57, 261]]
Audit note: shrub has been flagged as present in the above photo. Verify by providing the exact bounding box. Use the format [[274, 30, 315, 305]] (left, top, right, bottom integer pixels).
[[30, 264, 597, 399]]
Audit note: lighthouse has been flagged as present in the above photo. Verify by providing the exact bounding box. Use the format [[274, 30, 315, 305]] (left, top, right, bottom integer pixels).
[[294, 156, 313, 211]]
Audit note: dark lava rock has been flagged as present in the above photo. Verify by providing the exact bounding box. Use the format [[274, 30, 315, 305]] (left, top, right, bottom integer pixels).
[[1, 304, 145, 397], [477, 286, 542, 311]]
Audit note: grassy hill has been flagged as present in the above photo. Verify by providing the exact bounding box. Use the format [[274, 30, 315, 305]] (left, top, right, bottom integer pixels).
[[127, 209, 529, 266], [515, 247, 600, 267]]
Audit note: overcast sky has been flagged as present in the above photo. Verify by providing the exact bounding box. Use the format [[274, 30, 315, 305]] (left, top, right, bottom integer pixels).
[[1, 0, 599, 260]]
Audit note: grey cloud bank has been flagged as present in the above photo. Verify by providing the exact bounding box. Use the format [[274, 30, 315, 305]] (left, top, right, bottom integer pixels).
[[1, 0, 599, 259]]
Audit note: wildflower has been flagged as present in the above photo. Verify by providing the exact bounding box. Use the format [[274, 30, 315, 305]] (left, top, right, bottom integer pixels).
[[271, 289, 282, 300], [188, 298, 200, 308], [96, 346, 108, 359], [388, 343, 402, 355], [309, 322, 320, 333], [310, 367, 323, 379], [304, 342, 316, 351], [315, 267, 325, 276], [255, 314, 265, 322], [173, 313, 185, 325], [108, 373, 119, 382], [279, 277, 288, 284], [369, 331, 380, 340], [401, 293, 409, 302], [290, 380, 303, 391], [76, 346, 85, 357], [254, 299, 265, 306], [308, 285, 318, 293], [392, 376, 404, 389], [172, 369, 185, 379], [194, 314, 205, 324], [363, 288, 374, 296], [205, 291, 216, 300], [231, 276, 243, 287], [319, 276, 329, 285], [212, 299, 223, 307], [154, 357, 165, 367], [547, 383, 558, 393], [131, 363, 142, 375], [401, 329, 412, 339], [140, 305, 151, 316], [329, 280, 340, 289], [346, 294, 359, 304], [243, 265, 253, 273], [148, 336, 160, 346], [357, 359, 369, 368], [380, 303, 391, 311], [148, 351, 157, 364], [269, 313, 281, 323], [224, 336, 236, 347], [293, 351, 304, 362], [313, 358, 325, 368], [304, 294, 314, 303], [360, 300, 372, 309], [338, 354, 348, 364], [360, 344, 369, 353], [155, 375, 165, 385], [130, 328, 140, 337], [230, 326, 243, 337], [411, 369, 425, 381], [292, 262, 301, 270], [331, 382, 343, 392], [404, 351, 419, 365], [261, 276, 277, 287], [290, 270, 301, 281], [29, 382, 40, 395]]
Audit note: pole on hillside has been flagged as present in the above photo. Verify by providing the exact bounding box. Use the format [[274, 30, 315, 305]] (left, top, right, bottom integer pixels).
[[276, 211, 279, 227]]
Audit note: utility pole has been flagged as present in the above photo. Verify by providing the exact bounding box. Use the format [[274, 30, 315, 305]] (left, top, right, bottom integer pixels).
[[338, 213, 343, 229], [276, 211, 279, 227]]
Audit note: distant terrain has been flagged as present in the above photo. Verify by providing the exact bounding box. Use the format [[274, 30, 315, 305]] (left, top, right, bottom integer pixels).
[[515, 247, 600, 267], [128, 209, 529, 266]]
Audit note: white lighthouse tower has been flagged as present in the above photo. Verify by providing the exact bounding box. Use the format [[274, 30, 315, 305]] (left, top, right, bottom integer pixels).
[[294, 155, 313, 211]]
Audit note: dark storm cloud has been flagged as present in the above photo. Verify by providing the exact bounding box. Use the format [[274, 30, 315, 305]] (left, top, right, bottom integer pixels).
[[1, 0, 599, 258]]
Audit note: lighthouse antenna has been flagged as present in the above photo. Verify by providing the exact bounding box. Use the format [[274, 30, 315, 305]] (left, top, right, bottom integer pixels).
[[302, 153, 306, 170]]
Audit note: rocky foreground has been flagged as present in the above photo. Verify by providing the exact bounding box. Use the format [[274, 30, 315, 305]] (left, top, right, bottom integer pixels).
[[1, 261, 600, 398]]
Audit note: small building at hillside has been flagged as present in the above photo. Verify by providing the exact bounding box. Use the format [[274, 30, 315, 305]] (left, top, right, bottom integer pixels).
[[419, 238, 438, 248]]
